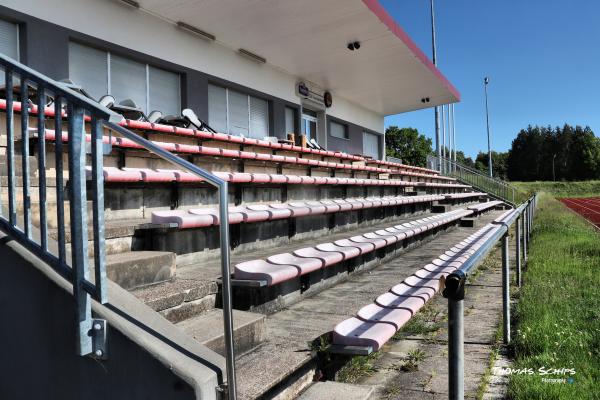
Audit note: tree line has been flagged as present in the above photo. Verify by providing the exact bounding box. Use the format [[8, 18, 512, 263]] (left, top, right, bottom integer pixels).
[[385, 124, 600, 181]]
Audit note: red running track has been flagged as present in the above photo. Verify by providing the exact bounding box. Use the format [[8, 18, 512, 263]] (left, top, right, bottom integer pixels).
[[559, 197, 600, 228]]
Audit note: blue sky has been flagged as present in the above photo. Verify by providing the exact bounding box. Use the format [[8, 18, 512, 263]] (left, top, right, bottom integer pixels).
[[381, 0, 600, 158]]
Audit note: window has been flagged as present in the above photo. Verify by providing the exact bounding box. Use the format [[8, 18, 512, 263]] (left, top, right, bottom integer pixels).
[[68, 42, 180, 114], [0, 18, 19, 61], [363, 132, 380, 159], [329, 120, 348, 139], [284, 107, 296, 135], [208, 84, 270, 138]]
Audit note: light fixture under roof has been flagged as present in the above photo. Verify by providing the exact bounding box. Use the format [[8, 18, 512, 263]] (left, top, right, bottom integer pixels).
[[238, 48, 266, 64], [176, 21, 216, 42], [118, 0, 140, 9]]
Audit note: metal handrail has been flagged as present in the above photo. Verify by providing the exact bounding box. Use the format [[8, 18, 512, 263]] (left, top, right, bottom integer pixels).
[[428, 154, 521, 205], [105, 122, 237, 398], [0, 54, 237, 398], [0, 53, 115, 358], [442, 194, 537, 400]]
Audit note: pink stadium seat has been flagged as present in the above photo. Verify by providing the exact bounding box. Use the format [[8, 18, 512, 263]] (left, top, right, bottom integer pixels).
[[334, 238, 374, 255], [100, 167, 142, 182], [133, 168, 176, 182], [349, 235, 387, 250], [332, 317, 396, 351], [389, 283, 437, 300], [403, 275, 440, 289], [356, 304, 413, 329], [151, 210, 216, 228], [293, 247, 344, 267], [234, 260, 299, 286], [270, 203, 311, 217], [246, 204, 292, 220], [315, 243, 361, 260], [267, 253, 323, 275]]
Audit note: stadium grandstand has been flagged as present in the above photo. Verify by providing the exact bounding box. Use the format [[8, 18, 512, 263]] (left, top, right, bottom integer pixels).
[[0, 1, 535, 399]]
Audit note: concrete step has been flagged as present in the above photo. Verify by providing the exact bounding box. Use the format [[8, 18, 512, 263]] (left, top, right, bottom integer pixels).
[[298, 382, 374, 400], [177, 309, 266, 356], [48, 218, 177, 256], [131, 277, 219, 323], [0, 155, 39, 176], [106, 251, 176, 290]]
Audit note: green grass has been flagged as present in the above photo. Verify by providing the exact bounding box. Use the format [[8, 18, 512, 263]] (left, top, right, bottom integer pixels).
[[513, 180, 600, 198], [507, 192, 600, 399], [336, 351, 381, 383]]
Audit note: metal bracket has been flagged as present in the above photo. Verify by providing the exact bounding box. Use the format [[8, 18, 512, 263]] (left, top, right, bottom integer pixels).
[[89, 319, 108, 359], [215, 383, 229, 400]]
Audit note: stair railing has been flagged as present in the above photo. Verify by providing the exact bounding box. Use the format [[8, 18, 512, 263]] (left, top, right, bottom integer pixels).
[[0, 53, 237, 399], [428, 154, 521, 205]]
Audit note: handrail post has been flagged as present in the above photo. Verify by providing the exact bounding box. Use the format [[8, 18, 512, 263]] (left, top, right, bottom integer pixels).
[[443, 272, 466, 400], [502, 233, 510, 344], [68, 104, 93, 356], [218, 181, 237, 400], [522, 209, 528, 263], [515, 216, 522, 287]]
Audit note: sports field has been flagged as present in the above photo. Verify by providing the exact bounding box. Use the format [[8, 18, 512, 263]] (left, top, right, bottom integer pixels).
[[559, 197, 600, 228]]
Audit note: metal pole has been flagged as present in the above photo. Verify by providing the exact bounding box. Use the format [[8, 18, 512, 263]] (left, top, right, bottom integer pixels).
[[516, 217, 522, 287], [522, 209, 528, 263], [502, 233, 510, 344], [552, 154, 556, 181], [430, 0, 441, 172], [442, 104, 446, 173], [448, 298, 464, 400], [218, 182, 237, 399], [452, 103, 457, 170], [484, 77, 493, 178]]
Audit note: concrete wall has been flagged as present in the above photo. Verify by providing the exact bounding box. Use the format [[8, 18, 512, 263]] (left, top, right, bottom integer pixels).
[[0, 0, 385, 155], [0, 229, 225, 400]]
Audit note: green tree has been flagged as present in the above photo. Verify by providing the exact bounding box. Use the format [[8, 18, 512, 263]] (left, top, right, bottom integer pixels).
[[385, 126, 433, 167], [506, 124, 600, 181]]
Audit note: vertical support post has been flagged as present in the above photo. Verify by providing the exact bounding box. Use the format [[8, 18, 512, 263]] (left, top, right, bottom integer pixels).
[[54, 97, 67, 265], [522, 209, 528, 263], [21, 76, 32, 238], [448, 298, 464, 400], [502, 233, 510, 344], [68, 104, 92, 356], [5, 68, 17, 225], [218, 181, 237, 400], [516, 216, 522, 287], [91, 117, 108, 304], [37, 86, 48, 251]]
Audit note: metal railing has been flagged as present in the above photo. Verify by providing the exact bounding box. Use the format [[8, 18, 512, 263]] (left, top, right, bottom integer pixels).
[[0, 54, 237, 398], [428, 154, 522, 205], [441, 194, 537, 400]]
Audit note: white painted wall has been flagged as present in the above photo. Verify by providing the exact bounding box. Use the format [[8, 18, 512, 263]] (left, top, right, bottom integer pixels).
[[3, 0, 384, 133]]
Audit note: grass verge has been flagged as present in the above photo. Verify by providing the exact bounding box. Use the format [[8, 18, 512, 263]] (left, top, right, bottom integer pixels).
[[513, 180, 600, 198], [507, 192, 600, 399]]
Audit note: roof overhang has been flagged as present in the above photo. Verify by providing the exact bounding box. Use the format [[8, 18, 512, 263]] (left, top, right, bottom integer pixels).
[[138, 0, 460, 115]]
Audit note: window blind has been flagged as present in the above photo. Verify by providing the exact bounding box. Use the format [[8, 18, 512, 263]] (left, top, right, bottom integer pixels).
[[149, 66, 180, 115], [363, 132, 380, 159], [249, 96, 269, 139], [330, 120, 348, 139], [285, 107, 295, 136], [110, 54, 147, 111], [208, 84, 228, 133], [68, 42, 108, 101], [228, 89, 249, 136]]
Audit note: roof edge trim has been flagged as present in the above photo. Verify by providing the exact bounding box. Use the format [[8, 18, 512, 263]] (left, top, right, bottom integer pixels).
[[362, 0, 461, 102]]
